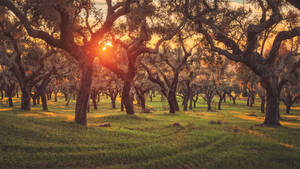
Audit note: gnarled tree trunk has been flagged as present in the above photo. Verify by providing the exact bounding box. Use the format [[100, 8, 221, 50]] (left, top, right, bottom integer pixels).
[[263, 80, 281, 126], [21, 86, 31, 111], [122, 80, 134, 114], [75, 65, 93, 125]]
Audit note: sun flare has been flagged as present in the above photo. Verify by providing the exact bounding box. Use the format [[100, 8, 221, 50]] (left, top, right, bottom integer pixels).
[[102, 41, 113, 51]]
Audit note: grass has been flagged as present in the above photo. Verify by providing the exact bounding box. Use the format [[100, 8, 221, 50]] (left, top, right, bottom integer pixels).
[[0, 95, 300, 169]]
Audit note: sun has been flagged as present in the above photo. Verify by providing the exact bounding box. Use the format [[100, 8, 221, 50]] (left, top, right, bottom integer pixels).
[[102, 41, 113, 51]]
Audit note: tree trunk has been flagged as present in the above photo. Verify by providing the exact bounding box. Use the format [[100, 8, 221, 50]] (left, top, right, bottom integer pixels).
[[247, 95, 250, 106], [174, 96, 179, 111], [8, 94, 13, 107], [21, 87, 31, 111], [261, 96, 265, 113], [183, 95, 189, 111], [92, 97, 97, 110], [218, 98, 222, 110], [286, 104, 291, 114], [111, 97, 116, 109], [0, 90, 3, 99], [149, 92, 153, 102], [167, 96, 176, 114], [189, 95, 193, 110], [121, 96, 124, 112], [193, 95, 198, 108], [47, 93, 51, 100], [167, 91, 177, 114], [122, 81, 134, 114], [264, 84, 281, 126], [66, 95, 71, 106], [32, 97, 37, 105], [64, 93, 68, 101], [37, 96, 40, 105], [54, 92, 58, 102], [75, 65, 93, 125], [40, 92, 48, 111], [232, 97, 236, 104], [140, 94, 146, 111], [207, 99, 212, 111]]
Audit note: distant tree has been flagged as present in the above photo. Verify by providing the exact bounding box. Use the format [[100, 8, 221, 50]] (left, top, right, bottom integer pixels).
[[0, 16, 57, 110], [97, 70, 122, 109], [0, 68, 17, 107], [100, 1, 186, 114], [197, 71, 216, 111], [281, 82, 300, 114], [134, 71, 156, 112], [142, 35, 197, 114], [227, 83, 242, 105]]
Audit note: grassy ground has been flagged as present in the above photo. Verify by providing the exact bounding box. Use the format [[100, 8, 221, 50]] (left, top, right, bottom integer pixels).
[[0, 95, 300, 169]]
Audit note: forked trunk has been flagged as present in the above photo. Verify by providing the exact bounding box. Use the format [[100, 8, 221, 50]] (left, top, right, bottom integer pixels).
[[75, 65, 93, 125]]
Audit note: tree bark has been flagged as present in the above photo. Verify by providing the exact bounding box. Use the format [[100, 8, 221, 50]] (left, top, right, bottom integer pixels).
[[207, 99, 212, 111], [264, 83, 281, 126], [189, 95, 193, 110], [8, 94, 13, 107], [183, 94, 189, 111], [261, 96, 265, 113], [91, 90, 98, 110], [121, 96, 124, 112], [122, 80, 134, 114], [40, 92, 48, 111], [54, 92, 58, 102], [218, 98, 223, 110], [75, 65, 93, 125], [286, 105, 291, 114], [167, 91, 178, 114], [21, 87, 31, 110], [37, 96, 40, 105], [232, 96, 237, 104], [247, 95, 250, 106], [92, 97, 97, 110], [111, 97, 116, 109]]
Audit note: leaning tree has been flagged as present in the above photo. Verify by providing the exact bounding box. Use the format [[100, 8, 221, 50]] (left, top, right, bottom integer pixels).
[[181, 0, 300, 126]]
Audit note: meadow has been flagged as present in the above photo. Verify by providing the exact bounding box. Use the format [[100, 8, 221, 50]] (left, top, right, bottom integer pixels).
[[0, 95, 300, 169]]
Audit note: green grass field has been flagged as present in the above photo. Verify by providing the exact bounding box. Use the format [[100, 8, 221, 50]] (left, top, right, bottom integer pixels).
[[0, 95, 300, 169]]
